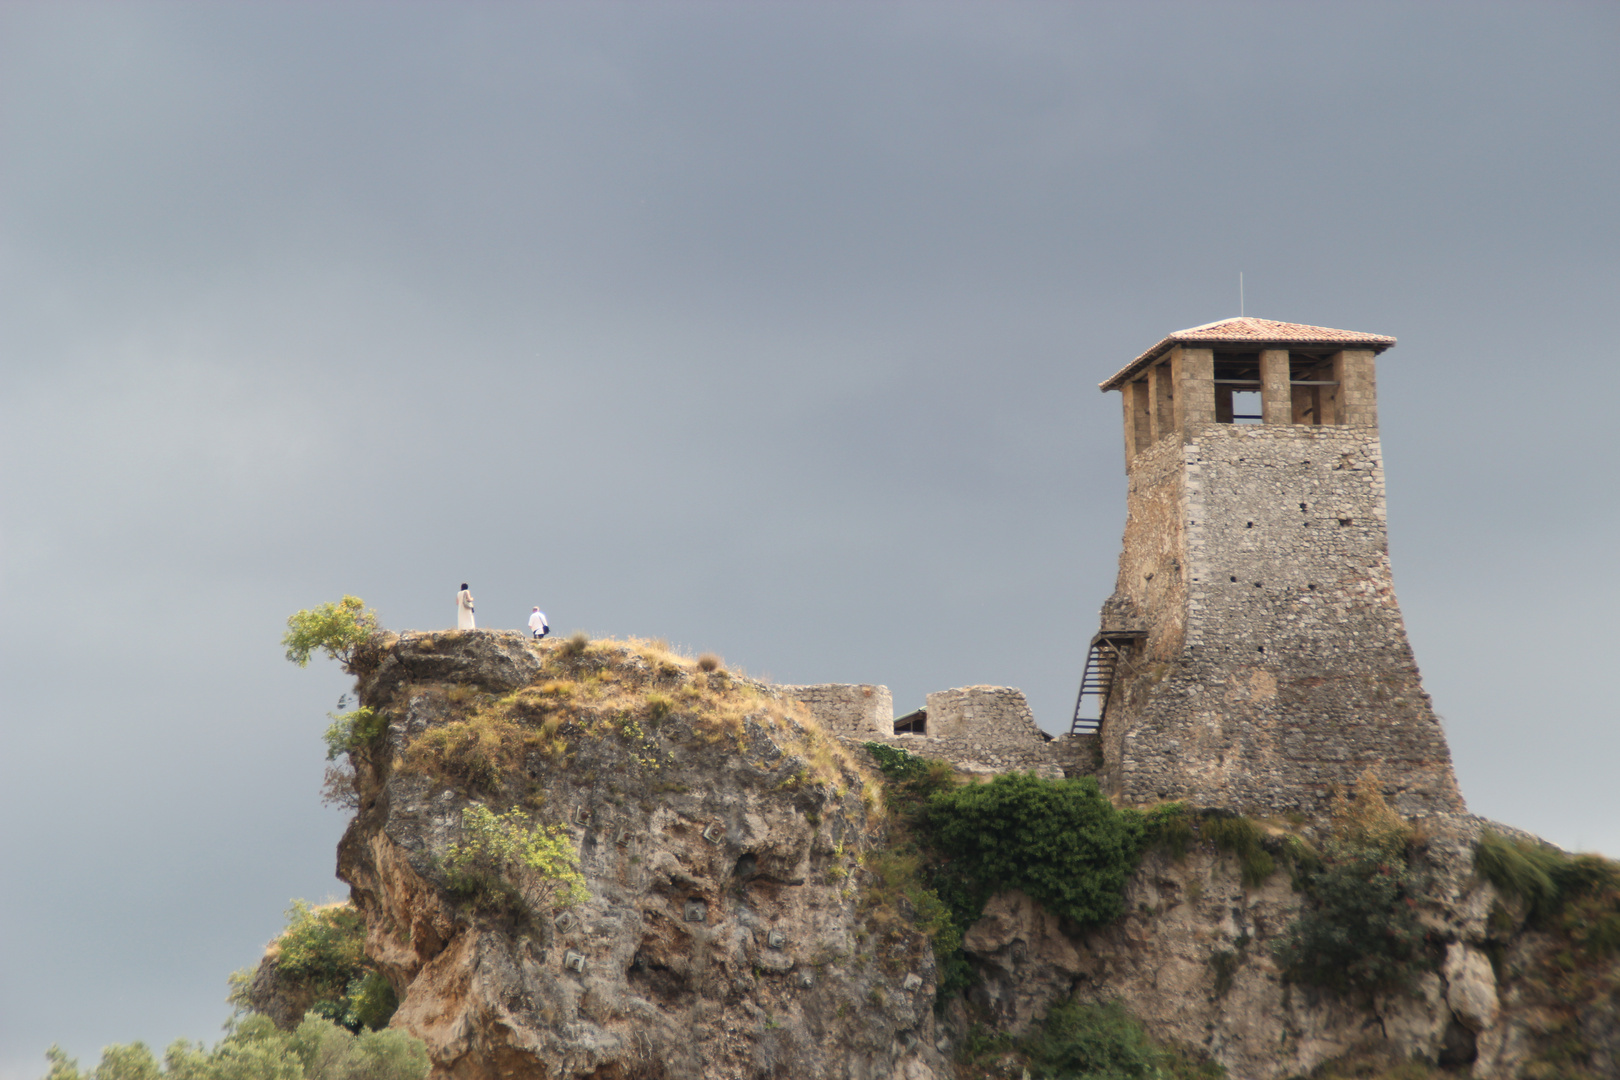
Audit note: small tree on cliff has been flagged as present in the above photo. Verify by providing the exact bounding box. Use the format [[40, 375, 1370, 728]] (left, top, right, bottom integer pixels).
[[283, 596, 380, 673]]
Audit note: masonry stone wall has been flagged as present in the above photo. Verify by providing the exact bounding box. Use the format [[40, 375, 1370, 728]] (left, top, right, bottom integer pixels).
[[1101, 422, 1464, 817], [924, 686, 1044, 743], [779, 683, 893, 739], [820, 685, 1074, 781]]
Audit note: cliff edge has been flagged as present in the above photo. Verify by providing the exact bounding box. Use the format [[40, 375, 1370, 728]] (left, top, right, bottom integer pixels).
[[336, 630, 946, 1080]]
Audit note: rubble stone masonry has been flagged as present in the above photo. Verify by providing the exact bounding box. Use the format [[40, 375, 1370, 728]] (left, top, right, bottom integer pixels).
[[1101, 421, 1464, 816]]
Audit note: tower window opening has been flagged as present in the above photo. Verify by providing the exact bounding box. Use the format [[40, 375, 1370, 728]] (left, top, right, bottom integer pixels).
[[1290, 353, 1338, 425], [1213, 353, 1261, 424]]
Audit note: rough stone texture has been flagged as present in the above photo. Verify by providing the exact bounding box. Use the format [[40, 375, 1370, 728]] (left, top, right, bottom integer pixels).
[[1444, 943, 1500, 1033], [1100, 421, 1464, 817], [342, 632, 946, 1080], [924, 687, 1038, 743], [242, 948, 322, 1031], [957, 812, 1617, 1080], [850, 687, 1065, 780], [779, 683, 894, 739]]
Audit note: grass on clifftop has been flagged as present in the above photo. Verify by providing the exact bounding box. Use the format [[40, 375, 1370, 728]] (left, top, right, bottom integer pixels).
[[397, 635, 867, 803]]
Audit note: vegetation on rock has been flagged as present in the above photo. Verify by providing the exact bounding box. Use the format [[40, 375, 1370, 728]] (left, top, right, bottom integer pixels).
[[1473, 830, 1620, 1077], [1476, 830, 1620, 959], [960, 997, 1223, 1079], [861, 745, 1161, 1006], [442, 804, 588, 912], [322, 708, 386, 761], [231, 900, 399, 1034], [282, 597, 380, 672], [394, 635, 859, 800], [1272, 771, 1432, 996], [44, 1014, 427, 1080], [927, 772, 1145, 930]]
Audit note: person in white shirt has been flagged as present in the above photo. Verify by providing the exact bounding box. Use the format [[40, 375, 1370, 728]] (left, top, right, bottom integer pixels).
[[529, 607, 549, 640], [456, 584, 476, 630]]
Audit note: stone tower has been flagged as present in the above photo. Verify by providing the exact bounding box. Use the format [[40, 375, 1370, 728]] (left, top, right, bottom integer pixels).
[[1086, 317, 1463, 818]]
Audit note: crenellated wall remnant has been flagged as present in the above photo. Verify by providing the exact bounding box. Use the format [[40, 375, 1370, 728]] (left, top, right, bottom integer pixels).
[[777, 683, 892, 739], [784, 682, 1076, 780]]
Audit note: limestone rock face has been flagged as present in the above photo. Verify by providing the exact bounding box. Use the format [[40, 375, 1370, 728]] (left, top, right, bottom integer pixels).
[[339, 631, 944, 1080], [1444, 943, 1500, 1032], [957, 814, 1619, 1080]]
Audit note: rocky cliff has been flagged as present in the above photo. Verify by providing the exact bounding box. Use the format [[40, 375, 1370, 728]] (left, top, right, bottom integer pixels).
[[337, 631, 946, 1080], [330, 631, 1619, 1080]]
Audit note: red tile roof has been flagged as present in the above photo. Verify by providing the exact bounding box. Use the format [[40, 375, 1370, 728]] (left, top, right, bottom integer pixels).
[[1100, 317, 1396, 390]]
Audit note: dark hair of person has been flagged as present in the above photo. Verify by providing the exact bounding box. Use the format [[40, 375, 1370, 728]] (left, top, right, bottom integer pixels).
[[461, 583, 469, 591]]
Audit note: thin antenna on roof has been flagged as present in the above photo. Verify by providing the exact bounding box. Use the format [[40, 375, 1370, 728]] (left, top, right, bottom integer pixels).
[[1239, 272, 1244, 317]]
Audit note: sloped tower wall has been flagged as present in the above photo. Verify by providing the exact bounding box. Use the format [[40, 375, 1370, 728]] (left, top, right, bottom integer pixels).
[[1097, 321, 1463, 817]]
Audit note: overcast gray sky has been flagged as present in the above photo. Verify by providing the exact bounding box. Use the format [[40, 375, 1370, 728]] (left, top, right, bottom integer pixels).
[[2, 1, 1616, 1073]]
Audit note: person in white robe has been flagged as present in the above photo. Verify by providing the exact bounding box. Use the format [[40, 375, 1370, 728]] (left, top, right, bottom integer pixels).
[[529, 607, 549, 639], [456, 583, 476, 630]]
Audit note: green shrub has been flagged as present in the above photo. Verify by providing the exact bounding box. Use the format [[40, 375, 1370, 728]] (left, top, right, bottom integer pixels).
[[1141, 802, 1195, 859], [334, 970, 398, 1035], [1476, 830, 1569, 922], [1273, 847, 1430, 996], [1199, 813, 1276, 888], [444, 805, 587, 912], [282, 597, 380, 671], [43, 1014, 428, 1080], [927, 773, 1144, 929], [275, 901, 367, 987], [862, 742, 933, 783], [1476, 832, 1620, 961], [1272, 773, 1434, 997], [1022, 997, 1224, 1079], [322, 709, 387, 760], [251, 900, 401, 1034]]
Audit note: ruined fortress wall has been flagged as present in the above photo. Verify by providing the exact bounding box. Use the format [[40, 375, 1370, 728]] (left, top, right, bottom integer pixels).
[[924, 686, 1046, 744], [779, 683, 894, 739], [1103, 424, 1463, 816], [849, 732, 1065, 780], [840, 687, 1067, 780]]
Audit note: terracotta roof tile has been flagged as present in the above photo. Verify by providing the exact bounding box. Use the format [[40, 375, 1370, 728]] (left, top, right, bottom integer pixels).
[[1101, 317, 1396, 390]]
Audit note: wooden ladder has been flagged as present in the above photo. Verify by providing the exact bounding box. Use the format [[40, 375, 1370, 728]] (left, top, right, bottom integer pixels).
[[1069, 631, 1146, 736]]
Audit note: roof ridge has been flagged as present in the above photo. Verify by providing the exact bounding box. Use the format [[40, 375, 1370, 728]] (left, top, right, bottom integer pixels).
[[1100, 316, 1396, 391]]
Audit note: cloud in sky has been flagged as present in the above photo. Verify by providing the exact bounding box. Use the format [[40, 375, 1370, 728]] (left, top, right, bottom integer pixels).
[[2, 2, 1616, 1072]]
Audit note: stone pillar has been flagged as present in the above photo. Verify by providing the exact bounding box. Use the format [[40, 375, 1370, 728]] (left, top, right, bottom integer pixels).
[[1121, 380, 1139, 466], [1152, 361, 1175, 439], [1260, 349, 1291, 425], [1333, 349, 1378, 425], [1174, 347, 1215, 437]]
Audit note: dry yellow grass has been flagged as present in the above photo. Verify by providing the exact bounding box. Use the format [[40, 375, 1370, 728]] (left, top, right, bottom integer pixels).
[[395, 636, 870, 798]]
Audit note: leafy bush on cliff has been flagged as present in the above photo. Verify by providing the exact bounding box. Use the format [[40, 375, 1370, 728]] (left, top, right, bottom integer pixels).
[[282, 597, 380, 672], [1273, 772, 1432, 996], [44, 1013, 427, 1080], [1025, 997, 1224, 1079], [960, 997, 1223, 1079], [322, 708, 386, 760], [860, 748, 1154, 1001], [231, 900, 400, 1034], [927, 772, 1145, 929], [1476, 830, 1620, 959], [442, 804, 588, 913]]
